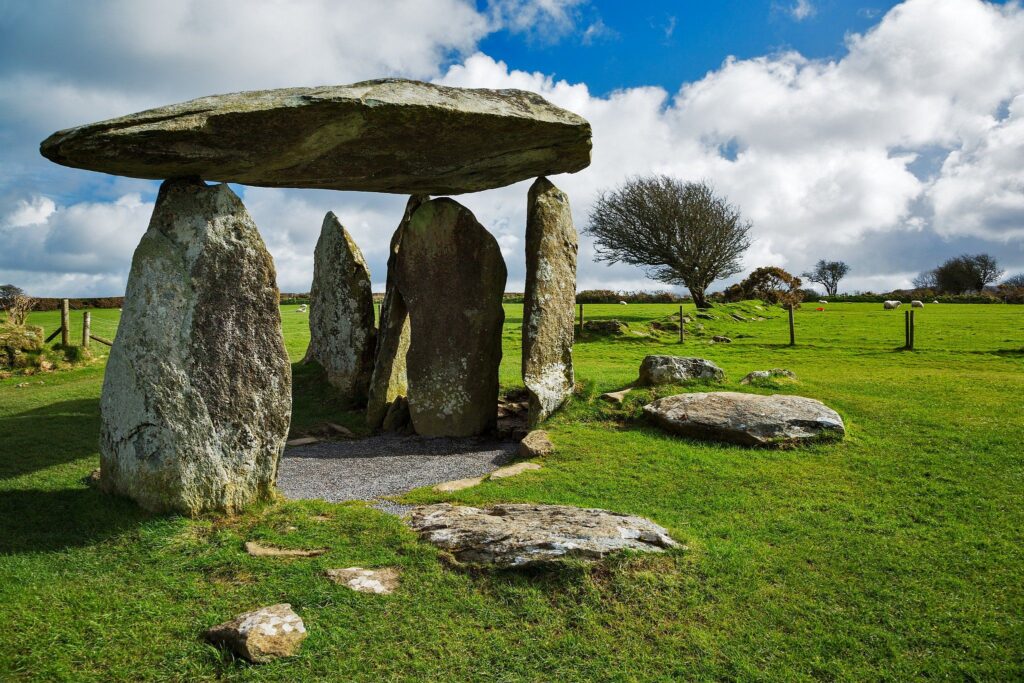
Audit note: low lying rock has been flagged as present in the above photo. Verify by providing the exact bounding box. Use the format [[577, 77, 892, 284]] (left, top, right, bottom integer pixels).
[[644, 391, 845, 447], [740, 369, 797, 385], [711, 335, 732, 343], [600, 387, 633, 405], [205, 604, 307, 663], [325, 567, 400, 594], [286, 437, 320, 447], [406, 503, 677, 567], [582, 319, 628, 335], [519, 430, 555, 458], [489, 462, 542, 479], [639, 355, 724, 385], [244, 542, 326, 558], [433, 476, 485, 493]]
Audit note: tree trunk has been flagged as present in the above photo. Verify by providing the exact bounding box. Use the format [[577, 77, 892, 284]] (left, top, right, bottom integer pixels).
[[689, 287, 709, 309]]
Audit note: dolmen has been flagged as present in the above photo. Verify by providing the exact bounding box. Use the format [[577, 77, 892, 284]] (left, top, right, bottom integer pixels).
[[42, 79, 592, 514]]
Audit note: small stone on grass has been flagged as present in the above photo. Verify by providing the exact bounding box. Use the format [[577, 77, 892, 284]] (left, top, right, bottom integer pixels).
[[325, 567, 401, 594], [244, 541, 326, 558], [205, 603, 307, 663], [519, 430, 554, 458]]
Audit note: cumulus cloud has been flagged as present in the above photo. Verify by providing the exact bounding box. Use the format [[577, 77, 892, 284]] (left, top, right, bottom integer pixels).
[[1, 0, 1023, 298]]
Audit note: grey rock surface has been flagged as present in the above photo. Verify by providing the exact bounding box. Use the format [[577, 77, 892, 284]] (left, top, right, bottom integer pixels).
[[396, 198, 506, 437], [522, 177, 577, 426], [406, 503, 678, 567], [639, 355, 725, 385], [99, 178, 290, 515], [40, 79, 592, 195], [366, 195, 425, 428], [205, 604, 307, 663], [740, 368, 797, 385], [304, 212, 375, 403], [277, 435, 516, 502], [644, 391, 845, 447]]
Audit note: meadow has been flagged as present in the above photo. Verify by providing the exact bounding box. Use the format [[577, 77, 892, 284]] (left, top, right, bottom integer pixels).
[[1, 302, 1022, 681]]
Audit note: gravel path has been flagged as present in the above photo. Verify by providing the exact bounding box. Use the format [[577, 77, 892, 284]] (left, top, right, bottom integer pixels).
[[277, 435, 518, 514]]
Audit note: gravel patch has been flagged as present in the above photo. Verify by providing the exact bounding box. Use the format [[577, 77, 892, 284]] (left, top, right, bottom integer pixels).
[[277, 435, 518, 513]]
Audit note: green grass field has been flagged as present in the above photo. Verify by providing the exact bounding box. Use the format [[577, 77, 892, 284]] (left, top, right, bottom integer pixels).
[[2, 302, 1022, 681]]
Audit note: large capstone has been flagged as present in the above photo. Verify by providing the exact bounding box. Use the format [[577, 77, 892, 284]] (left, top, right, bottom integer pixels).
[[40, 79, 592, 196], [99, 178, 291, 515], [407, 503, 678, 568], [643, 391, 845, 447], [522, 177, 577, 426], [366, 195, 425, 428], [396, 199, 506, 437], [304, 212, 375, 404]]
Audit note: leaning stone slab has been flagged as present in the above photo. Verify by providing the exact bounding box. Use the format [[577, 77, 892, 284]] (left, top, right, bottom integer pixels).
[[644, 391, 845, 447], [396, 199, 506, 437], [304, 212, 375, 404], [407, 503, 677, 568], [205, 604, 307, 663], [40, 79, 592, 195], [522, 177, 578, 426], [638, 355, 724, 385], [99, 178, 291, 515], [325, 567, 401, 594], [366, 195, 425, 428]]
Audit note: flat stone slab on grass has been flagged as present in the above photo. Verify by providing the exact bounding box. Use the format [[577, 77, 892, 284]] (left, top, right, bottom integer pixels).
[[205, 604, 307, 663], [407, 503, 678, 568], [40, 79, 592, 196], [277, 435, 517, 503], [639, 356, 725, 385], [325, 567, 400, 594], [644, 391, 845, 447], [244, 542, 326, 559]]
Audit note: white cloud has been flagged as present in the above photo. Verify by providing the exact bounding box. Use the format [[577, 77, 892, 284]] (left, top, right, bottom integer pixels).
[[2, 0, 1024, 298], [486, 0, 590, 42], [788, 0, 817, 21]]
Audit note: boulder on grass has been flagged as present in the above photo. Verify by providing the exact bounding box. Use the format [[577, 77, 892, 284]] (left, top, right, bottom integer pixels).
[[407, 503, 677, 568], [644, 391, 845, 447], [638, 355, 724, 385], [205, 604, 307, 663], [740, 368, 797, 385]]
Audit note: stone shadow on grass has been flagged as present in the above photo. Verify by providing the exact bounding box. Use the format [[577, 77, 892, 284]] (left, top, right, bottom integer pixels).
[[0, 398, 102, 481], [0, 486, 148, 554]]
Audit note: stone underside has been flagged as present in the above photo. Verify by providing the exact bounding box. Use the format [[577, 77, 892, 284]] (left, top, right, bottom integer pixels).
[[304, 212, 375, 404], [396, 198, 506, 437], [522, 177, 577, 426], [40, 79, 592, 195], [366, 195, 425, 428], [99, 178, 291, 515]]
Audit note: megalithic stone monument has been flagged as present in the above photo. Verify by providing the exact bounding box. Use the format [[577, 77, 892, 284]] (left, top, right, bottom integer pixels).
[[366, 194, 427, 429], [99, 178, 291, 515], [396, 199, 507, 437], [522, 177, 578, 425], [304, 212, 376, 404]]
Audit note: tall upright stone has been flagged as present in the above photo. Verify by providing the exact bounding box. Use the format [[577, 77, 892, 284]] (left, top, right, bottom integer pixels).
[[99, 178, 291, 515], [522, 177, 577, 426], [396, 199, 506, 437], [366, 195, 427, 428], [304, 212, 375, 404]]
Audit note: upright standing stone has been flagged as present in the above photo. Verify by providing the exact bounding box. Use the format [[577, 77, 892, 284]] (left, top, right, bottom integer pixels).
[[396, 199, 506, 437], [522, 177, 577, 426], [366, 195, 426, 428], [304, 212, 375, 404], [100, 178, 291, 515]]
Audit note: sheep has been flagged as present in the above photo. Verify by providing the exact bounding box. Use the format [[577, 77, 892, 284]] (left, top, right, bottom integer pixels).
[[883, 300, 902, 310], [912, 300, 924, 308], [818, 300, 828, 304]]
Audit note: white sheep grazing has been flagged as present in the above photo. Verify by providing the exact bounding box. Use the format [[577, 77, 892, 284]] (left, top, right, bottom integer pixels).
[[912, 300, 924, 308], [819, 300, 828, 304], [883, 300, 902, 310], [297, 304, 308, 313], [619, 301, 628, 305]]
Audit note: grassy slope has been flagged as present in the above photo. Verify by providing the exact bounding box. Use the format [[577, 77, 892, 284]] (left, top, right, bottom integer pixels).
[[1, 303, 1022, 681]]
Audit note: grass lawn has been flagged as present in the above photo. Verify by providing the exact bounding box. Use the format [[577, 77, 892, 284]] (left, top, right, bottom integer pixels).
[[1, 302, 1022, 681]]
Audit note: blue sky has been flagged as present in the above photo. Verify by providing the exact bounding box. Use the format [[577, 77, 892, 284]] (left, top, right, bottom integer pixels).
[[0, 0, 1022, 297]]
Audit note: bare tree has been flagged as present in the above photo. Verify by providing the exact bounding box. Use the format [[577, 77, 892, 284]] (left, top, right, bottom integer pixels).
[[1002, 273, 1024, 288], [802, 260, 849, 298], [912, 269, 937, 290], [1, 284, 34, 326], [586, 176, 752, 308]]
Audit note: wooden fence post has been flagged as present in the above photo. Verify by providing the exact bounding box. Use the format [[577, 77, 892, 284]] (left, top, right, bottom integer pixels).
[[904, 310, 910, 350], [909, 309, 915, 350], [578, 303, 585, 336], [788, 304, 795, 346], [60, 298, 70, 346], [679, 305, 684, 343], [82, 311, 91, 348]]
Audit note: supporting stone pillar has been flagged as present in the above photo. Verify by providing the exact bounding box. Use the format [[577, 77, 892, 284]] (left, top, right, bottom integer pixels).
[[99, 178, 291, 515], [522, 177, 577, 426], [366, 195, 427, 428], [304, 212, 375, 405], [396, 198, 506, 437]]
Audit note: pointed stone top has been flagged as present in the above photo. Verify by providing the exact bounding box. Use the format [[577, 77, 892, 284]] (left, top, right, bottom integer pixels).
[[40, 79, 592, 195]]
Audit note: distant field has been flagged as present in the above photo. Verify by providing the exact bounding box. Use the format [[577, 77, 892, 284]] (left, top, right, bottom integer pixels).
[[2, 302, 1022, 681]]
